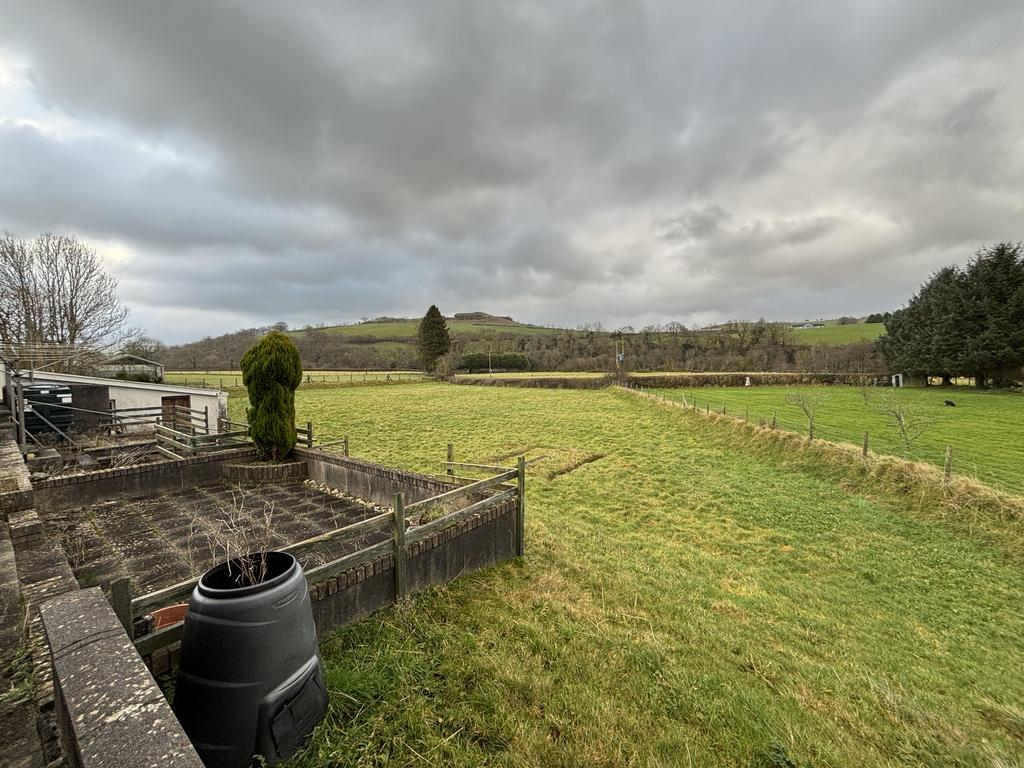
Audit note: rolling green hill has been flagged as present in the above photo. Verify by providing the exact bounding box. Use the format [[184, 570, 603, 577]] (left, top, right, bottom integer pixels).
[[164, 314, 886, 371], [791, 322, 885, 345], [296, 317, 565, 339]]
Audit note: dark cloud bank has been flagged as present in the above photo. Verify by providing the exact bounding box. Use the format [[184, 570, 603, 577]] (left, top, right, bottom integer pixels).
[[0, 1, 1021, 342]]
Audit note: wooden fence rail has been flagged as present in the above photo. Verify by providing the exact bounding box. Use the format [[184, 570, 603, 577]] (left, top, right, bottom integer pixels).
[[124, 452, 526, 657]]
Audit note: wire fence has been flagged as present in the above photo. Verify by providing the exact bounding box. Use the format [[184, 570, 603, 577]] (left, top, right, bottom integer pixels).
[[622, 383, 1023, 496]]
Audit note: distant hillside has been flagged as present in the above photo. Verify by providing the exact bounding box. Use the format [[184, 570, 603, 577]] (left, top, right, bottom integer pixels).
[[792, 321, 885, 345], [299, 315, 562, 341], [161, 313, 885, 374]]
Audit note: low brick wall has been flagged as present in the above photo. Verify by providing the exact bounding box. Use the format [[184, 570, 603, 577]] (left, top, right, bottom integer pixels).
[[296, 448, 456, 507], [221, 460, 308, 484], [39, 588, 204, 768], [32, 446, 257, 511]]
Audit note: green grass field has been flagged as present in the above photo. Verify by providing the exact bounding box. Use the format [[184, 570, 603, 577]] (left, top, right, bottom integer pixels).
[[227, 384, 1023, 767], [649, 385, 1024, 495], [791, 322, 884, 345]]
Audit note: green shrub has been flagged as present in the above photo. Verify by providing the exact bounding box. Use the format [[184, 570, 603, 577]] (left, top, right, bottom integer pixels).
[[240, 331, 302, 460]]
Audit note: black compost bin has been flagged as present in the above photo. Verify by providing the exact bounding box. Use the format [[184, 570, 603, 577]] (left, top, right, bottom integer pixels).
[[172, 552, 328, 768]]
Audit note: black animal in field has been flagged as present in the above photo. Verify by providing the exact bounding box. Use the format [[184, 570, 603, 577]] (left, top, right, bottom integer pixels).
[[944, 399, 956, 407]]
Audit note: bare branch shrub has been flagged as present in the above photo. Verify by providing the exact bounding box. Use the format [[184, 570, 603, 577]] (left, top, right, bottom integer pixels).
[[187, 491, 278, 586], [785, 389, 827, 440], [59, 531, 88, 569], [874, 390, 940, 450], [107, 445, 153, 469]]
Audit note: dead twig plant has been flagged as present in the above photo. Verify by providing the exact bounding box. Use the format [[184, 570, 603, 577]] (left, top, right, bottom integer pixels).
[[187, 490, 278, 587], [872, 390, 940, 451]]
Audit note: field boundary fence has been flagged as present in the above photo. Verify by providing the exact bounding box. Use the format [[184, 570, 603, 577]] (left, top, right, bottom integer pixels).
[[618, 383, 979, 488]]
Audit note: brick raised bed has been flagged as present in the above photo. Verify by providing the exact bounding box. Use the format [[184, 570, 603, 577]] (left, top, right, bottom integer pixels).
[[221, 460, 308, 484]]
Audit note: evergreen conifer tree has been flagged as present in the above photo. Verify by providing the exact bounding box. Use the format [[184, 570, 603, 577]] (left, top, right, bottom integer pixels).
[[880, 242, 1023, 387], [416, 305, 451, 372]]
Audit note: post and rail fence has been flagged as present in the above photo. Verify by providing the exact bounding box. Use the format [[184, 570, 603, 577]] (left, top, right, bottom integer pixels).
[[117, 444, 528, 659]]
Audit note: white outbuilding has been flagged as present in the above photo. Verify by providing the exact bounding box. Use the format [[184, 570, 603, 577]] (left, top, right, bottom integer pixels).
[[2, 369, 227, 434]]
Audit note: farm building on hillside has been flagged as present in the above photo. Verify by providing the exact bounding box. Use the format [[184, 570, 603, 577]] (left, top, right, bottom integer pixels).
[[1, 369, 226, 436], [95, 353, 165, 382]]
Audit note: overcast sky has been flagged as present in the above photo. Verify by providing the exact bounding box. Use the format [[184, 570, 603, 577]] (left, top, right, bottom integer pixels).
[[1, 2, 1021, 343]]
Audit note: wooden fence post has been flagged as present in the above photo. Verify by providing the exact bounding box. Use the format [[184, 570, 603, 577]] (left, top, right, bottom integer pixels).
[[110, 578, 133, 636], [446, 443, 454, 477], [516, 456, 526, 557], [203, 405, 209, 434], [944, 445, 953, 480], [306, 420, 314, 448], [393, 493, 407, 599], [343, 435, 349, 457], [862, 432, 869, 458]]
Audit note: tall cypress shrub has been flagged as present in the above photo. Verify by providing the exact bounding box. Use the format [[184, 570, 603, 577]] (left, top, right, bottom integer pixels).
[[416, 305, 451, 372], [240, 331, 302, 460]]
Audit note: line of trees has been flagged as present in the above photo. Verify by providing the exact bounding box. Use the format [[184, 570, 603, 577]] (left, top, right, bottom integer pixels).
[[160, 319, 885, 375], [879, 242, 1023, 388], [459, 352, 530, 373], [0, 234, 133, 366]]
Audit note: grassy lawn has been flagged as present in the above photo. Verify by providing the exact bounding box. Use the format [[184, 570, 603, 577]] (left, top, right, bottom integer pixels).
[[649, 385, 1024, 496], [238, 384, 1024, 767], [792, 323, 884, 345]]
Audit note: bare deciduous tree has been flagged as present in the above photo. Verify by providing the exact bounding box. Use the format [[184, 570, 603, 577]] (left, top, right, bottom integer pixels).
[[785, 389, 827, 440], [874, 390, 939, 450], [0, 234, 131, 363]]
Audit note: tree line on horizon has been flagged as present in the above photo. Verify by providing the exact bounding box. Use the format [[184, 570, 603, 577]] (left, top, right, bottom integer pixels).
[[157, 315, 884, 375], [5, 233, 1018, 387], [879, 242, 1023, 388]]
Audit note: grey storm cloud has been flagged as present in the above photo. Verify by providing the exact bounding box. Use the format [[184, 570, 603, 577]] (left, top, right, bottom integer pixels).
[[0, 0, 1022, 342]]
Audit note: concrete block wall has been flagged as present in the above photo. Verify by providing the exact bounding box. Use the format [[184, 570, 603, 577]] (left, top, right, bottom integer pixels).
[[296, 448, 456, 507], [39, 588, 204, 768], [0, 436, 34, 520]]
